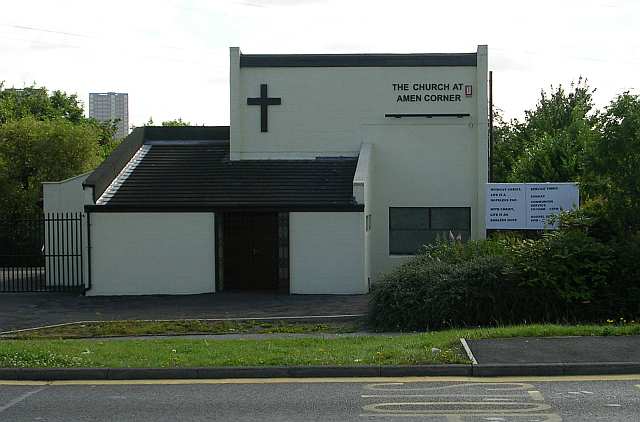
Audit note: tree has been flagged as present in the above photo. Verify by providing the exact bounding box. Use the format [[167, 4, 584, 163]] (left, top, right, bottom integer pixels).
[[492, 78, 598, 183], [0, 83, 118, 144], [582, 92, 640, 232], [0, 83, 85, 124], [0, 117, 101, 217], [89, 118, 119, 145], [491, 110, 522, 182], [161, 118, 191, 126]]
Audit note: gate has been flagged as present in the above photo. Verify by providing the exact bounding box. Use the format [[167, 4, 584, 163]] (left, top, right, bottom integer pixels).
[[0, 213, 84, 292]]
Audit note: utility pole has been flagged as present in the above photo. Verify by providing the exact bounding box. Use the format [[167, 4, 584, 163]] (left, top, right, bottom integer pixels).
[[488, 70, 494, 183]]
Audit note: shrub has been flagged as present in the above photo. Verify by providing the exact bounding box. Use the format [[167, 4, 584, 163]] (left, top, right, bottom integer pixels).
[[369, 254, 526, 331], [418, 238, 511, 265], [508, 229, 613, 303], [603, 232, 640, 318], [369, 230, 639, 331]]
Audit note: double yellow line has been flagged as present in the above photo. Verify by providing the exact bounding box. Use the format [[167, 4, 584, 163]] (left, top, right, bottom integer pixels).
[[1, 374, 640, 386]]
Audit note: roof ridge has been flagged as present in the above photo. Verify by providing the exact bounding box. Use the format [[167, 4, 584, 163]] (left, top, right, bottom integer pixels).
[[96, 145, 152, 205]]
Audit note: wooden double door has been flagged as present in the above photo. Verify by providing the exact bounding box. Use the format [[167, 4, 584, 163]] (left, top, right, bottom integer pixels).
[[222, 212, 279, 290]]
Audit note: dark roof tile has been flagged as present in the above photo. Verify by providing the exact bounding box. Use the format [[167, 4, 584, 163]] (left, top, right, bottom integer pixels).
[[94, 141, 360, 211]]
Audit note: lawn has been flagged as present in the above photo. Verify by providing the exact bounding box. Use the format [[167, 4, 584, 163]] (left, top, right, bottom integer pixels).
[[1, 323, 638, 368]]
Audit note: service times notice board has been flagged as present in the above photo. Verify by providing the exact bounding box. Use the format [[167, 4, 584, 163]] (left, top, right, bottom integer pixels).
[[486, 183, 580, 230]]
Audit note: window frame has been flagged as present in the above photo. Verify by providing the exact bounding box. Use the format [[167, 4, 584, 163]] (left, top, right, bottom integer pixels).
[[388, 206, 471, 256]]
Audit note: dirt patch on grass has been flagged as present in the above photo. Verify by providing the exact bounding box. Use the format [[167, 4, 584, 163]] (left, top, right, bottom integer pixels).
[[1, 318, 366, 339]]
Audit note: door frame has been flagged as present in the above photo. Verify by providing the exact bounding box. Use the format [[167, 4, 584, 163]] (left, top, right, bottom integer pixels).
[[215, 212, 289, 292]]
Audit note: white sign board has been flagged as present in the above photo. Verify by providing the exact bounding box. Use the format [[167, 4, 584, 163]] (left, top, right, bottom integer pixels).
[[486, 184, 526, 229], [486, 183, 579, 230]]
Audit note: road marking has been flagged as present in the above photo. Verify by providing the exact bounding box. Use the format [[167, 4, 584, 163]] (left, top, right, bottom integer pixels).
[[528, 390, 544, 401], [360, 382, 563, 421], [362, 394, 524, 398], [0, 386, 46, 413], [0, 374, 640, 386], [359, 413, 562, 421], [364, 382, 535, 392], [460, 337, 478, 364], [362, 401, 552, 414]]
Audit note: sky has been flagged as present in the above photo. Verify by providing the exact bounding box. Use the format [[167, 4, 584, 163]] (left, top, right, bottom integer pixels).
[[1, 0, 638, 127]]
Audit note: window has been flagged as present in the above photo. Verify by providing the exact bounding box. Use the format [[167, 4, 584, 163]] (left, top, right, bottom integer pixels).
[[389, 207, 471, 255]]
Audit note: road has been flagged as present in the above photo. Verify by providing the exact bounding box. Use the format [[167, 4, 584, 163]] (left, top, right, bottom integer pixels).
[[0, 375, 639, 421]]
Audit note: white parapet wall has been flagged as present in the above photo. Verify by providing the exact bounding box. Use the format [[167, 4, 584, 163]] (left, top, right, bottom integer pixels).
[[42, 172, 91, 288], [289, 212, 366, 294], [43, 172, 91, 215], [88, 212, 216, 296]]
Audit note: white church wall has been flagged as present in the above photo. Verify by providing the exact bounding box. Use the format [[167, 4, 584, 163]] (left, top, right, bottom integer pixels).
[[88, 212, 215, 296], [232, 46, 488, 283], [289, 212, 366, 294], [353, 143, 373, 290], [362, 121, 478, 278], [231, 51, 478, 160], [474, 45, 489, 241], [42, 172, 91, 288]]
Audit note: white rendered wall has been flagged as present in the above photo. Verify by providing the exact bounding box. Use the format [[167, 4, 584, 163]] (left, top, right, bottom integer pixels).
[[231, 51, 479, 159], [362, 121, 478, 276], [88, 213, 215, 296], [42, 172, 90, 214], [353, 143, 373, 289], [42, 172, 90, 287], [231, 46, 489, 282], [289, 212, 366, 294]]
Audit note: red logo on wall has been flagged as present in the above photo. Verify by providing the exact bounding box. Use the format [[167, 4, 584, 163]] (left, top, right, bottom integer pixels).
[[464, 85, 473, 97]]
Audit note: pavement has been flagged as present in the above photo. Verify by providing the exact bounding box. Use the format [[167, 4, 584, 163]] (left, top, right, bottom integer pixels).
[[467, 336, 640, 364], [1, 376, 640, 421], [0, 292, 369, 332], [1, 293, 640, 379]]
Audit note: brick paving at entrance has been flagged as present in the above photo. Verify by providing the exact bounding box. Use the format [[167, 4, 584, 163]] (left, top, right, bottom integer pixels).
[[0, 292, 368, 332]]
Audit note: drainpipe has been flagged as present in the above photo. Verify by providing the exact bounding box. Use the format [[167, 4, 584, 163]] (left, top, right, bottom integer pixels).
[[83, 211, 92, 295]]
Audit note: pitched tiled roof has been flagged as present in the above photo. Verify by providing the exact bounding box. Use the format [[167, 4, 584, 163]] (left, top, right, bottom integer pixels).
[[87, 127, 360, 211]]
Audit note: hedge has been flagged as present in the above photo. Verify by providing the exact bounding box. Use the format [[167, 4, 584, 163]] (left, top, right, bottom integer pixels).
[[369, 232, 640, 331]]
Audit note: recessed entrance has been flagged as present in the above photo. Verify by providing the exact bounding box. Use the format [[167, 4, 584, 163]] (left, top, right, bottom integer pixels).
[[220, 212, 281, 291]]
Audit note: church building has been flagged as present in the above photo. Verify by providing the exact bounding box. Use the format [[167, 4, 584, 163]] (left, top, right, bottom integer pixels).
[[44, 46, 489, 295]]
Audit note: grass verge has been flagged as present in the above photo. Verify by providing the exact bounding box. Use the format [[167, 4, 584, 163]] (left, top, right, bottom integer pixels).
[[2, 319, 362, 339], [0, 323, 638, 368]]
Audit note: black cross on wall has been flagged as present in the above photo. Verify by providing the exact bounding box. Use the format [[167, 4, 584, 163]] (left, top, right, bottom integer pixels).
[[247, 84, 281, 132]]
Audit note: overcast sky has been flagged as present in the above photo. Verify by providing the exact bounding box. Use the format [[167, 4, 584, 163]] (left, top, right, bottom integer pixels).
[[2, 0, 638, 127]]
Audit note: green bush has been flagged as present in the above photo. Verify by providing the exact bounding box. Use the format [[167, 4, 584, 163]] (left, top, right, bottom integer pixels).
[[603, 232, 640, 318], [509, 229, 612, 303], [418, 238, 511, 265], [369, 252, 527, 331], [369, 231, 640, 331]]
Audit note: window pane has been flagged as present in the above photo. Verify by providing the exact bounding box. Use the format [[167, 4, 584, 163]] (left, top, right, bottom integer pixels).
[[389, 208, 428, 230], [431, 207, 470, 230], [389, 230, 438, 255]]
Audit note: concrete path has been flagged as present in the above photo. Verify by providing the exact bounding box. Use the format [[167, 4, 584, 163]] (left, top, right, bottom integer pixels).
[[0, 292, 368, 332], [467, 336, 640, 364]]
